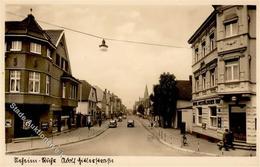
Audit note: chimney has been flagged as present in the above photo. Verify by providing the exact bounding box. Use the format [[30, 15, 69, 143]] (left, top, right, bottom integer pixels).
[[189, 75, 192, 83]]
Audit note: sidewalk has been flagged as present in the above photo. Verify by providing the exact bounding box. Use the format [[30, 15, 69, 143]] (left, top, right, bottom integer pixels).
[[6, 120, 109, 154], [138, 118, 256, 157]]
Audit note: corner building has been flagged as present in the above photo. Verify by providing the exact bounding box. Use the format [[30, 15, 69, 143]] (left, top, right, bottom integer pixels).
[[5, 14, 79, 142], [188, 5, 256, 144]]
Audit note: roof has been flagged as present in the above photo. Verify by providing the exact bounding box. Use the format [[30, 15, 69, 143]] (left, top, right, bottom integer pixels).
[[176, 80, 192, 101], [45, 30, 64, 47], [61, 72, 80, 84], [94, 85, 104, 102], [80, 80, 92, 101], [188, 10, 216, 44], [5, 14, 52, 44]]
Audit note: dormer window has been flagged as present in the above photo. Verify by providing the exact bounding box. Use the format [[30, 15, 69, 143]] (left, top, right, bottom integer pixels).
[[30, 42, 41, 54], [11, 41, 22, 51]]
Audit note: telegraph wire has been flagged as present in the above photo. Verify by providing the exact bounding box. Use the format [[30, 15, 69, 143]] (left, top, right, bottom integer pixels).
[[6, 11, 189, 49]]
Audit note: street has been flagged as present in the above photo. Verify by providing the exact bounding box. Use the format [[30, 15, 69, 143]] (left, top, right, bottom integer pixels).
[[22, 116, 199, 156]]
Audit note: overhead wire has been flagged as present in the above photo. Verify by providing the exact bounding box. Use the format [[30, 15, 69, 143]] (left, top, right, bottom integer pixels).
[[6, 11, 190, 49]]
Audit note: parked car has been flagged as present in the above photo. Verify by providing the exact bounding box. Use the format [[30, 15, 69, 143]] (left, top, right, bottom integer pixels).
[[127, 119, 135, 127], [109, 120, 117, 128], [122, 115, 127, 119]]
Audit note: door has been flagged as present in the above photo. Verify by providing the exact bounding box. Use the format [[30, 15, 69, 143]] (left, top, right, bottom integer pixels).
[[229, 105, 246, 141]]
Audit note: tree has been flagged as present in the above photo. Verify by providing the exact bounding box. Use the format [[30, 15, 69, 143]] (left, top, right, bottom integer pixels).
[[137, 104, 145, 115], [150, 72, 178, 128]]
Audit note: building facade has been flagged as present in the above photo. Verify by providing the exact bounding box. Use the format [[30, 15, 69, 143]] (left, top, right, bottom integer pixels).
[[188, 5, 256, 144], [5, 14, 79, 142], [76, 80, 97, 126]]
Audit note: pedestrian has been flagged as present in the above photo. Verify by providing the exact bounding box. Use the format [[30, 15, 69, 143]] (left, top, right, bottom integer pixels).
[[98, 119, 102, 127], [222, 129, 229, 151], [182, 134, 187, 146], [87, 121, 91, 130], [228, 130, 235, 150], [151, 121, 154, 128]]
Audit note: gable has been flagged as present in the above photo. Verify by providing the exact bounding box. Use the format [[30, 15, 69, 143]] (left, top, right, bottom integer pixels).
[[88, 88, 97, 102]]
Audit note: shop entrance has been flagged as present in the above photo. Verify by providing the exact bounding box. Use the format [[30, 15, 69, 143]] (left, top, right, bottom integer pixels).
[[229, 105, 246, 141]]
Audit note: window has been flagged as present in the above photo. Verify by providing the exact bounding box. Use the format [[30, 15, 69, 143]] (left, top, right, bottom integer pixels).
[[30, 43, 41, 54], [197, 107, 202, 125], [201, 41, 206, 57], [209, 106, 217, 128], [47, 49, 51, 59], [46, 75, 50, 95], [62, 83, 66, 98], [202, 74, 206, 90], [10, 71, 21, 92], [225, 61, 239, 81], [56, 54, 60, 66], [29, 72, 40, 93], [195, 48, 199, 62], [192, 112, 196, 124], [210, 70, 216, 87], [195, 77, 200, 91], [210, 33, 215, 51], [70, 85, 77, 99], [11, 41, 22, 51], [225, 21, 238, 37]]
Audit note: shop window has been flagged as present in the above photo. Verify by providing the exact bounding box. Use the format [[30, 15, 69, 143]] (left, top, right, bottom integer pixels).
[[225, 60, 239, 81], [209, 106, 217, 128], [10, 70, 21, 92], [11, 41, 22, 51]]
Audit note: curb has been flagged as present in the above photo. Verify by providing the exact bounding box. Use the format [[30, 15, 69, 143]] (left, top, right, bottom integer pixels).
[[6, 126, 109, 154], [138, 118, 218, 156]]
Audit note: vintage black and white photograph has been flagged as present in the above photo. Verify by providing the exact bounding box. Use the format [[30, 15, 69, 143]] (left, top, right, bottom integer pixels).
[[1, 0, 259, 166]]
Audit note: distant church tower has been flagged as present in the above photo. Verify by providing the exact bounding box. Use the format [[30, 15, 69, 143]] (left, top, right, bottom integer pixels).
[[144, 85, 149, 100], [143, 85, 150, 116]]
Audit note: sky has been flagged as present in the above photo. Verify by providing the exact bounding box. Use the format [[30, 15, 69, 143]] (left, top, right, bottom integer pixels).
[[5, 3, 213, 109]]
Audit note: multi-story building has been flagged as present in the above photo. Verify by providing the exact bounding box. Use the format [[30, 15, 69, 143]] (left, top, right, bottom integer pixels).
[[5, 14, 79, 142], [188, 5, 256, 144]]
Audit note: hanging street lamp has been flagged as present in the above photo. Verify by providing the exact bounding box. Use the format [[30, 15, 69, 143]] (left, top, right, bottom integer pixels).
[[99, 39, 108, 51]]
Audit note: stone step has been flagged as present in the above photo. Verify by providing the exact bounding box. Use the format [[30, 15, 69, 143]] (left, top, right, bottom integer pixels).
[[217, 141, 256, 151]]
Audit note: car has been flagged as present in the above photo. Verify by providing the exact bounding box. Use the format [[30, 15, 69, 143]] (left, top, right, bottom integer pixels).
[[122, 115, 127, 119], [127, 119, 134, 127], [109, 120, 117, 128]]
